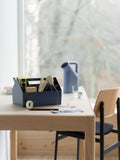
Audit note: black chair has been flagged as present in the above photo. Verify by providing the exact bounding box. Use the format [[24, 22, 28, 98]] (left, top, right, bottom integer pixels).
[[54, 88, 120, 160]]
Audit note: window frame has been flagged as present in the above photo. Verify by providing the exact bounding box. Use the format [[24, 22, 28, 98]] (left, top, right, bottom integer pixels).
[[17, 0, 26, 76]]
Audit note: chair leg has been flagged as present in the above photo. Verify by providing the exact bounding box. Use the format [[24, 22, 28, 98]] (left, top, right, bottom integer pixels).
[[118, 130, 120, 160], [100, 102, 104, 160], [118, 120, 120, 160], [54, 132, 59, 160], [118, 139, 120, 160], [77, 138, 79, 160], [100, 135, 104, 160], [117, 98, 120, 160]]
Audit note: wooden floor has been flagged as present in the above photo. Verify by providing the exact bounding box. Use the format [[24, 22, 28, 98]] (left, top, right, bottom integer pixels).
[[18, 155, 117, 160]]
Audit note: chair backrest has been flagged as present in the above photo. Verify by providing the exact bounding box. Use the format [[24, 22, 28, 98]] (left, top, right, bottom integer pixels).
[[94, 88, 120, 117]]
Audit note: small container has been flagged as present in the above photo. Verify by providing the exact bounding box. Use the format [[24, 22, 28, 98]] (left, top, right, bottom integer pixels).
[[12, 77, 62, 107]]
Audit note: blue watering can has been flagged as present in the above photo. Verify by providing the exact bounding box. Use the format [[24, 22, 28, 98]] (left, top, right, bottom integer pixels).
[[61, 61, 79, 93]]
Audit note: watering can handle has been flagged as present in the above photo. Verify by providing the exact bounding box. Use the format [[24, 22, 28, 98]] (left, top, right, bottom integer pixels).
[[69, 62, 78, 73]]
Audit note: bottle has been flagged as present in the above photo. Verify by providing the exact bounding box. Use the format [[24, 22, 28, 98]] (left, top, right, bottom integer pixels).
[[61, 61, 79, 93]]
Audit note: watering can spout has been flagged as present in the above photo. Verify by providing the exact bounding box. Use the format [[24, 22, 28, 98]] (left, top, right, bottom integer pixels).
[[61, 61, 79, 93], [61, 62, 68, 69]]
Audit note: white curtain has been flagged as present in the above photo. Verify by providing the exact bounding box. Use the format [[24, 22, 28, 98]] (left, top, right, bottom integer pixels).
[[0, 0, 18, 159], [0, 131, 10, 160]]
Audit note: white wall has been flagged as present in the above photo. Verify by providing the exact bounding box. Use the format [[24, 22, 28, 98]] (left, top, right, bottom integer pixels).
[[0, 0, 18, 87], [0, 2, 18, 159]]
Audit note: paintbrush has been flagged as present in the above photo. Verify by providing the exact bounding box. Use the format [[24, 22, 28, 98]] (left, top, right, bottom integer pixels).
[[47, 75, 56, 91], [38, 78, 44, 92]]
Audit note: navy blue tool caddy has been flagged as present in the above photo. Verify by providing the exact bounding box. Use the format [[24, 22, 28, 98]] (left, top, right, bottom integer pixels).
[[12, 77, 62, 107]]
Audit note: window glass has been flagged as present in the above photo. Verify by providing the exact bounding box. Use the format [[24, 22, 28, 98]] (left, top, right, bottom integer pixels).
[[25, 0, 120, 97]]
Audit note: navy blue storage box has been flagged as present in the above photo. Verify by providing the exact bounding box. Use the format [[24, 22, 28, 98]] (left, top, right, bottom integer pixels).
[[12, 77, 62, 107]]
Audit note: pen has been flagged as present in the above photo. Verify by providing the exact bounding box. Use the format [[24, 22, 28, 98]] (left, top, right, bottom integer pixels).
[[41, 78, 47, 91]]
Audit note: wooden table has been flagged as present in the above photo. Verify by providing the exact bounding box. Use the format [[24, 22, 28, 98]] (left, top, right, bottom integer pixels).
[[0, 88, 95, 160]]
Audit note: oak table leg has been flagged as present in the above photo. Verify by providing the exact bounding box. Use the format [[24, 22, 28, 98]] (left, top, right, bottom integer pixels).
[[85, 118, 95, 160], [79, 140, 84, 160], [10, 130, 17, 160]]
